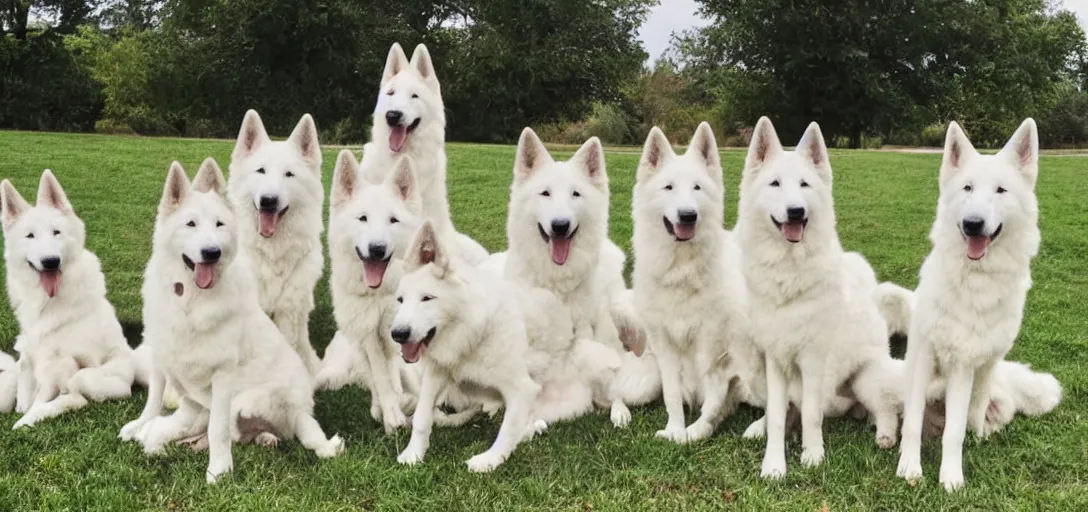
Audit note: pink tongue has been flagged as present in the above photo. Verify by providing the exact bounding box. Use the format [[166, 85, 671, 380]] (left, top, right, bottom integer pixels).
[[195, 262, 217, 289], [363, 259, 389, 288], [389, 125, 408, 152], [39, 270, 61, 298], [550, 237, 572, 265], [966, 236, 991, 260], [258, 211, 279, 238], [401, 342, 424, 363], [782, 222, 804, 243], [673, 223, 696, 241]]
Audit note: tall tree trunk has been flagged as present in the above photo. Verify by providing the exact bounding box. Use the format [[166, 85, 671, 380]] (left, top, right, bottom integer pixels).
[[850, 128, 862, 149], [12, 0, 30, 40]]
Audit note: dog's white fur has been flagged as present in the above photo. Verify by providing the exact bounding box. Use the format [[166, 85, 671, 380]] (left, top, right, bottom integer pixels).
[[391, 221, 614, 472], [631, 123, 761, 444], [228, 110, 325, 374], [120, 159, 343, 484], [501, 128, 654, 428], [361, 42, 488, 264], [896, 119, 1049, 491], [0, 171, 142, 428], [317, 150, 423, 432], [736, 118, 900, 479]]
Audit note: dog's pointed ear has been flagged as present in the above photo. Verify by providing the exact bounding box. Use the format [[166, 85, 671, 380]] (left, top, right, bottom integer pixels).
[[638, 126, 673, 182], [1000, 118, 1039, 185], [160, 161, 191, 215], [387, 156, 419, 204], [744, 117, 782, 179], [331, 150, 359, 210], [382, 43, 410, 86], [192, 158, 227, 197], [687, 122, 722, 183], [287, 114, 322, 168], [940, 121, 976, 185], [514, 127, 553, 182], [571, 136, 608, 188], [233, 110, 270, 159], [1, 179, 31, 229], [410, 43, 440, 93], [407, 221, 450, 275], [797, 122, 831, 184], [36, 170, 73, 215]]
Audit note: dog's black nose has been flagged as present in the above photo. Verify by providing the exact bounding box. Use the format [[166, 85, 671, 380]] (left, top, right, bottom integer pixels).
[[550, 219, 571, 237], [40, 256, 60, 271], [386, 110, 404, 126], [201, 247, 222, 262], [962, 217, 986, 236], [259, 195, 279, 211], [368, 242, 387, 261], [787, 207, 806, 222], [390, 326, 410, 344], [678, 209, 698, 224]]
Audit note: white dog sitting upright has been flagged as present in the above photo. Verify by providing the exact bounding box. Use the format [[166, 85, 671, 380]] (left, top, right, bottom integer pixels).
[[897, 119, 1047, 491], [0, 170, 142, 429], [228, 110, 325, 374], [120, 159, 344, 484]]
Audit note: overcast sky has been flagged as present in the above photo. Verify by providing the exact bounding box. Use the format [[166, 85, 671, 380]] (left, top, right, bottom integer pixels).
[[637, 0, 1088, 63]]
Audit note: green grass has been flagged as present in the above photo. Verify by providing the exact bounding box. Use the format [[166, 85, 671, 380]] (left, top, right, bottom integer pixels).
[[0, 130, 1085, 511]]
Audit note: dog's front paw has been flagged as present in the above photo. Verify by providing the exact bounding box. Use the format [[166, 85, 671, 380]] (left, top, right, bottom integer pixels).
[[383, 408, 409, 434], [760, 454, 787, 480], [684, 420, 714, 442], [800, 446, 824, 468], [12, 413, 39, 430], [655, 423, 689, 444], [876, 432, 897, 450], [254, 432, 280, 448], [939, 462, 965, 492], [205, 457, 233, 484], [610, 402, 632, 429], [466, 451, 507, 473], [315, 435, 345, 458], [743, 417, 766, 440], [397, 443, 427, 466], [896, 453, 923, 484], [119, 418, 149, 442]]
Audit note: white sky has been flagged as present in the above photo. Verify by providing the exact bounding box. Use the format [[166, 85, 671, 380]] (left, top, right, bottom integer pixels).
[[637, 0, 1088, 63]]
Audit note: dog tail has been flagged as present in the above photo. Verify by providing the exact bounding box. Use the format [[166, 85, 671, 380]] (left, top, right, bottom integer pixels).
[[993, 360, 1063, 417], [872, 282, 914, 337], [0, 351, 17, 413], [609, 352, 661, 406], [0, 351, 14, 371]]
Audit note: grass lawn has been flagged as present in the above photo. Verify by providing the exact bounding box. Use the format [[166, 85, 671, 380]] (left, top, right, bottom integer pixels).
[[0, 130, 1085, 511]]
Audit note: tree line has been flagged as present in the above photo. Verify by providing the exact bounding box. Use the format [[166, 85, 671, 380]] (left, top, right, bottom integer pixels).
[[2, 0, 1087, 148]]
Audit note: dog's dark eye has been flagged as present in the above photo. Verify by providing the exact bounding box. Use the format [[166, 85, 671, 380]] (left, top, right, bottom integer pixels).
[[25, 233, 34, 239], [186, 221, 196, 227], [216, 221, 224, 228], [770, 180, 780, 187], [572, 191, 581, 198], [285, 171, 294, 178], [386, 90, 395, 96], [541, 190, 550, 197], [996, 186, 1007, 194], [396, 296, 403, 303], [390, 216, 399, 224], [421, 295, 435, 302], [53, 230, 60, 236], [664, 184, 673, 191], [800, 181, 810, 188], [358, 215, 367, 222], [256, 168, 265, 175], [411, 93, 419, 99], [693, 184, 701, 191], [963, 184, 972, 192]]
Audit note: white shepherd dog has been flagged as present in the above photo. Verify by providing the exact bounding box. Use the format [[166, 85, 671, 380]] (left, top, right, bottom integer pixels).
[[0, 170, 143, 428], [228, 110, 325, 374], [391, 221, 616, 472], [120, 159, 343, 484], [317, 150, 423, 432], [361, 42, 488, 264], [736, 118, 901, 479], [502, 128, 654, 428], [896, 119, 1054, 491], [631, 123, 761, 444]]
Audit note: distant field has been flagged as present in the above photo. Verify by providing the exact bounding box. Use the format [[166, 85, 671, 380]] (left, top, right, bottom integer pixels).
[[0, 131, 1085, 510]]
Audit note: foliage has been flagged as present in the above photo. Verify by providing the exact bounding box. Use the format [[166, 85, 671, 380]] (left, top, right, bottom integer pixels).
[[0, 33, 102, 131]]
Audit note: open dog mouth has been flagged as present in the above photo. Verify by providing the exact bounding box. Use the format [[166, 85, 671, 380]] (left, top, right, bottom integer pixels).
[[27, 261, 62, 298], [401, 326, 436, 364], [257, 206, 289, 238], [389, 118, 422, 153], [962, 223, 1003, 261], [538, 223, 579, 265], [662, 217, 696, 242], [182, 254, 219, 290], [771, 216, 808, 243], [355, 246, 392, 289]]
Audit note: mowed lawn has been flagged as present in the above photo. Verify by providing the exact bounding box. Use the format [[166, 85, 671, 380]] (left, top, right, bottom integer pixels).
[[0, 130, 1085, 511]]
